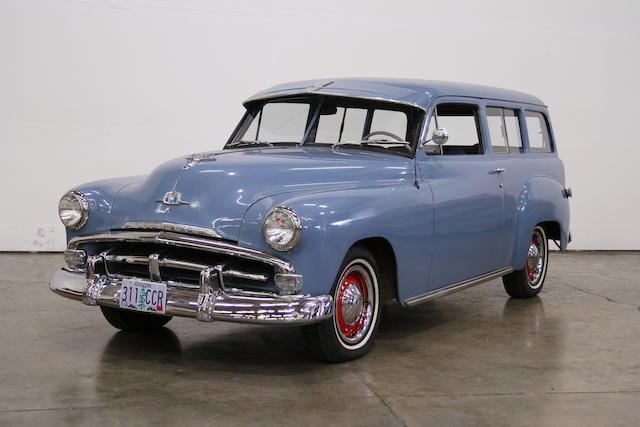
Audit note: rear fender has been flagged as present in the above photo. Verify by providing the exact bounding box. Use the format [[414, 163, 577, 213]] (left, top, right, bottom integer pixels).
[[512, 176, 570, 269]]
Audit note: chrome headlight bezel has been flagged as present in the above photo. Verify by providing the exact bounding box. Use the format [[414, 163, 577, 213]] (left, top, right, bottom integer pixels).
[[262, 205, 302, 252], [58, 190, 89, 230]]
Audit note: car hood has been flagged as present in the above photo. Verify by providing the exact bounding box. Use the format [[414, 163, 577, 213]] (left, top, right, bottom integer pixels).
[[110, 146, 413, 241]]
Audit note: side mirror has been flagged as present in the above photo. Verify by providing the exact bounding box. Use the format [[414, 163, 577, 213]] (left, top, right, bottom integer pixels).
[[420, 127, 449, 149], [431, 128, 449, 145]]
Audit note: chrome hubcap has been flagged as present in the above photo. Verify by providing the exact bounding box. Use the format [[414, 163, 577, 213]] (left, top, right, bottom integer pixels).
[[340, 283, 364, 324], [525, 229, 545, 288], [335, 265, 374, 345]]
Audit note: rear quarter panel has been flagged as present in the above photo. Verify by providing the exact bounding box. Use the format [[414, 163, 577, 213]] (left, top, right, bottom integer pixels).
[[509, 159, 571, 269]]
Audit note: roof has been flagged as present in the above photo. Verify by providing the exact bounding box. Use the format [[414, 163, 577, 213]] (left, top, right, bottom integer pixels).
[[244, 77, 546, 110]]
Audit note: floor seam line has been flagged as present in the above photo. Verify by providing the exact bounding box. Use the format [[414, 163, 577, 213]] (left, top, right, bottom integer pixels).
[[0, 400, 209, 414], [352, 369, 408, 427], [563, 283, 640, 311], [386, 390, 640, 398]]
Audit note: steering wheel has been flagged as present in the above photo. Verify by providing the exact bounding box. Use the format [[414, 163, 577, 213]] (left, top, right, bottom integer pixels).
[[362, 130, 404, 142]]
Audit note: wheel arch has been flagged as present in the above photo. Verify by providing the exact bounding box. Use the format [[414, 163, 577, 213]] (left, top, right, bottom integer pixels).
[[511, 176, 570, 269], [350, 237, 398, 304], [539, 220, 561, 242]]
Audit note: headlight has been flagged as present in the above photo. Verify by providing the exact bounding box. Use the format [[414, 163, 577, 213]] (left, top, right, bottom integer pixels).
[[262, 205, 302, 251], [58, 191, 89, 230]]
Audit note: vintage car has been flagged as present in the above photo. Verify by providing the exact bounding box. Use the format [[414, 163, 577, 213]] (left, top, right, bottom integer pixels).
[[50, 78, 571, 362]]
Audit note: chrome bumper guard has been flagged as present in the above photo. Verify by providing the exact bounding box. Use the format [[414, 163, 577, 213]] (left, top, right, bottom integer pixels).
[[49, 269, 333, 325]]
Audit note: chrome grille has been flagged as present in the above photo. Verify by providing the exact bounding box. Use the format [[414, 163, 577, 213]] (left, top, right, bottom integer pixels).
[[71, 231, 283, 291], [98, 253, 269, 283]]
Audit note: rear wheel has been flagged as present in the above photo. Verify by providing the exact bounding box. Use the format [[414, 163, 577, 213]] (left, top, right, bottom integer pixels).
[[302, 246, 381, 362], [100, 306, 172, 332], [503, 226, 549, 298]]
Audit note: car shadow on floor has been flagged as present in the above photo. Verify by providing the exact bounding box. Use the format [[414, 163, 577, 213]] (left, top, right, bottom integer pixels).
[[98, 323, 314, 371], [97, 295, 551, 372]]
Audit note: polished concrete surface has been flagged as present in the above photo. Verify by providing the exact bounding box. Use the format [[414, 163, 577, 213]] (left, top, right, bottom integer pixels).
[[0, 252, 639, 426]]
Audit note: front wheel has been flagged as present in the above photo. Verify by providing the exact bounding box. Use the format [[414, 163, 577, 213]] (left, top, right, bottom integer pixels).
[[302, 246, 381, 362], [503, 225, 549, 298]]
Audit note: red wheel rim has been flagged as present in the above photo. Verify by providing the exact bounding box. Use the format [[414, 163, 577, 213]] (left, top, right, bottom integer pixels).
[[336, 270, 369, 340], [526, 234, 538, 280], [526, 229, 545, 287]]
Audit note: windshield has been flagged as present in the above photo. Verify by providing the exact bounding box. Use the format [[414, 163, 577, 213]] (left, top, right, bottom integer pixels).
[[237, 101, 311, 144], [227, 95, 422, 155]]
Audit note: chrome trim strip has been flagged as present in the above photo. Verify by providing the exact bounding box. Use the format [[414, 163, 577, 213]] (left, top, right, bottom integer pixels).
[[244, 91, 428, 112], [148, 253, 161, 281], [121, 221, 222, 239], [50, 269, 332, 325], [224, 269, 268, 282], [404, 267, 513, 307], [101, 254, 269, 281], [68, 231, 294, 273]]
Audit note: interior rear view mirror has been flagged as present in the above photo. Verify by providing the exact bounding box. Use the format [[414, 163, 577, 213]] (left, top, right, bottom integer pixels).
[[319, 106, 338, 115]]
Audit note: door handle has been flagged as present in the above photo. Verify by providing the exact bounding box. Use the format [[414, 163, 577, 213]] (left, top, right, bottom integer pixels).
[[491, 168, 506, 174]]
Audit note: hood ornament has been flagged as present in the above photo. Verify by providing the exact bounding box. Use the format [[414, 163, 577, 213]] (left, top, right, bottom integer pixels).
[[156, 191, 191, 206], [305, 80, 334, 92], [183, 152, 218, 170]]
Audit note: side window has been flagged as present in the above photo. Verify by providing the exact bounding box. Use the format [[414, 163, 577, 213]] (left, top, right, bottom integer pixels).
[[486, 107, 509, 153], [486, 107, 523, 154], [504, 109, 523, 152], [526, 111, 553, 153], [426, 103, 483, 155]]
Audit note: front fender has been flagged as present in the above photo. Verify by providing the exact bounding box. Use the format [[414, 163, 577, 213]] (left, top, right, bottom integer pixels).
[[238, 184, 434, 300], [66, 176, 146, 243], [512, 176, 571, 269]]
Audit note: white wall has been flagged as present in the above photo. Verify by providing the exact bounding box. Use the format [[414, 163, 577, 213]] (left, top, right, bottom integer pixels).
[[1, 0, 639, 251]]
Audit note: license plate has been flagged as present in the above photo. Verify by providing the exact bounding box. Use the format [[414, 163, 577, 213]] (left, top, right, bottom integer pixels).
[[119, 279, 167, 314]]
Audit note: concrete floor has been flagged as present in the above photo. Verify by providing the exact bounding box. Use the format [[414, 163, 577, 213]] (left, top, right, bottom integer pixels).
[[0, 252, 639, 426]]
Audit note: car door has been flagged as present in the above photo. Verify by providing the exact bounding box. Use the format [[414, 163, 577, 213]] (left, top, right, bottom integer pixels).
[[417, 100, 504, 290], [484, 104, 528, 268]]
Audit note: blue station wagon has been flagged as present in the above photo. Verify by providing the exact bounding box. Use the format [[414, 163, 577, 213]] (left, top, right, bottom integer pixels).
[[50, 78, 571, 362]]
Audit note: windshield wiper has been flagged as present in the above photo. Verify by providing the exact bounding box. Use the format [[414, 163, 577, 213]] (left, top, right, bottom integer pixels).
[[227, 140, 303, 148], [332, 140, 411, 149], [226, 140, 273, 148], [332, 140, 366, 149], [365, 140, 411, 147]]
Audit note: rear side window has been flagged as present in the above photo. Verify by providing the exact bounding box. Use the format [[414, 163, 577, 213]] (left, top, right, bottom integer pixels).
[[486, 107, 523, 154], [526, 111, 553, 153], [426, 103, 483, 155], [504, 110, 523, 152]]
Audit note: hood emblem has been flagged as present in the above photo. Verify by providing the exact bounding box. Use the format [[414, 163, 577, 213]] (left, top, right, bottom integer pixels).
[[156, 191, 191, 206]]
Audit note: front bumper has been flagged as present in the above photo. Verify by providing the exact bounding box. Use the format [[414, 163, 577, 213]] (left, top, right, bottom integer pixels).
[[50, 269, 333, 325]]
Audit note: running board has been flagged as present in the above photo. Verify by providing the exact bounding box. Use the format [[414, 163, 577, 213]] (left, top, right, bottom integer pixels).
[[404, 267, 513, 307]]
